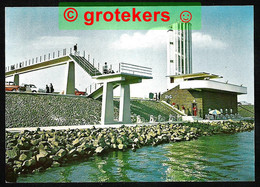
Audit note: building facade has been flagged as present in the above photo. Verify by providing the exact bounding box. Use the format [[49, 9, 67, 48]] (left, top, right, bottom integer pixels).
[[162, 72, 247, 118], [164, 22, 247, 119], [167, 22, 192, 89]]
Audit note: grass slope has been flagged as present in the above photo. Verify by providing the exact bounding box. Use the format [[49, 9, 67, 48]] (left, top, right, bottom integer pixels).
[[114, 99, 176, 122], [238, 105, 254, 118]]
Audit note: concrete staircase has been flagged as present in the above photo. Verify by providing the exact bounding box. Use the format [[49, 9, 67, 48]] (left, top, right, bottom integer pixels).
[[70, 54, 102, 76], [160, 101, 203, 121], [87, 84, 119, 99], [160, 100, 187, 116], [70, 54, 108, 99]]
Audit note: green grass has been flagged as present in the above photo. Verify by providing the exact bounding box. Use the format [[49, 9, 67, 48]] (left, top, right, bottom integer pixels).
[[238, 105, 254, 118], [114, 99, 176, 122]]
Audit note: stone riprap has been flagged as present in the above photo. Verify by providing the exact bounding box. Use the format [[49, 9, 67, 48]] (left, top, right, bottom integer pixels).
[[5, 93, 119, 128], [5, 121, 254, 182]]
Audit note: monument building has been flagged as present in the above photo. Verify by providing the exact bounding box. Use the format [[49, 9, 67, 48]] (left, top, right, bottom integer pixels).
[[162, 22, 247, 119]]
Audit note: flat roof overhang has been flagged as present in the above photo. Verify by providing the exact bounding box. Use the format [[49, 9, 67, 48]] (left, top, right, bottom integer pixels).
[[178, 80, 247, 95], [167, 72, 223, 80]]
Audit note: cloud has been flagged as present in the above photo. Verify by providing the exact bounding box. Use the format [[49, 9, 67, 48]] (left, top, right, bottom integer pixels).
[[192, 32, 227, 49], [111, 30, 167, 50], [30, 36, 80, 49], [111, 30, 227, 50]]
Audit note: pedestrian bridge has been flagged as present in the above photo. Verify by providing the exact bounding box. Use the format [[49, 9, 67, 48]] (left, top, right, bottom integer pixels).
[[5, 52, 102, 95], [5, 50, 153, 100]]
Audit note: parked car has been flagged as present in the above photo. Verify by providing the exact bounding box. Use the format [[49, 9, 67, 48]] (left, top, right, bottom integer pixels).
[[60, 88, 86, 95], [5, 81, 20, 92], [75, 88, 86, 96], [19, 84, 38, 93]]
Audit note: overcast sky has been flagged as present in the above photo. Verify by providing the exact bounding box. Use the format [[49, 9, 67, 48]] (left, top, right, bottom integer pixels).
[[5, 6, 254, 103]]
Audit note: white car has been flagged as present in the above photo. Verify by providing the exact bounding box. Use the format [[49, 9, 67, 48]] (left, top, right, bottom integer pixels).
[[20, 84, 38, 93]]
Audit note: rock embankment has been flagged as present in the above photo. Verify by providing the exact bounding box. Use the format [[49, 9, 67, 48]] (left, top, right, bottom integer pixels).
[[5, 93, 119, 128], [5, 121, 254, 182]]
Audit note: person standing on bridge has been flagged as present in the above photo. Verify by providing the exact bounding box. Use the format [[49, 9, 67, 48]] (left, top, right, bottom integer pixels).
[[74, 44, 77, 55], [46, 85, 49, 93], [103, 62, 108, 74], [50, 83, 54, 93]]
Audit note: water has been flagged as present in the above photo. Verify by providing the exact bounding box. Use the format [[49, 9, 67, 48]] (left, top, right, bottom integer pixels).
[[17, 131, 255, 182]]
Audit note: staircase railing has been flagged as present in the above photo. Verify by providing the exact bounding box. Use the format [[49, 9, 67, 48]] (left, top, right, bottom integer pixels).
[[85, 82, 103, 96], [70, 54, 101, 76], [160, 100, 187, 116]]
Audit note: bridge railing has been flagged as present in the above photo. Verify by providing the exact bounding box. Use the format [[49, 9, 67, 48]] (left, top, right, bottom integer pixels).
[[119, 62, 152, 76], [5, 50, 152, 79], [96, 62, 152, 77], [5, 48, 100, 73]]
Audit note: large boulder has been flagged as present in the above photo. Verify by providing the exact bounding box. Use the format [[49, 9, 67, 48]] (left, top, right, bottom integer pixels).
[[95, 146, 103, 154], [6, 148, 19, 160], [22, 158, 36, 168], [72, 138, 81, 147], [56, 149, 67, 159], [19, 153, 28, 161]]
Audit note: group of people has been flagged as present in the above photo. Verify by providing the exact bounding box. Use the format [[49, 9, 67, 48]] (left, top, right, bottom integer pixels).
[[46, 83, 54, 93], [171, 103, 197, 116], [154, 92, 161, 101], [103, 62, 115, 74]]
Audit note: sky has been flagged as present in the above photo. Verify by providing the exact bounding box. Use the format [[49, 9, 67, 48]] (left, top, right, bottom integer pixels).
[[5, 6, 254, 103]]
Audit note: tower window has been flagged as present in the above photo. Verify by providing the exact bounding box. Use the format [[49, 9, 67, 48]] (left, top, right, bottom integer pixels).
[[170, 60, 174, 63], [170, 42, 173, 45]]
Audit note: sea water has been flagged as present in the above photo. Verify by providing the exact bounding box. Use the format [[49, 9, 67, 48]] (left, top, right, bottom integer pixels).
[[17, 130, 255, 182]]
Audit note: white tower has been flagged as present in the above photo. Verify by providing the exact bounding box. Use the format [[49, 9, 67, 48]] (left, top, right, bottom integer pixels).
[[167, 22, 192, 78]]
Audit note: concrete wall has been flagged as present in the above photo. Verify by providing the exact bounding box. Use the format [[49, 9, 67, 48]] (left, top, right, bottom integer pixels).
[[161, 86, 238, 118], [161, 86, 203, 117]]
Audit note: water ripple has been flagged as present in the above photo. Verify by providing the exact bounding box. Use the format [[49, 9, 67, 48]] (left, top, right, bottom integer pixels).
[[17, 131, 254, 182]]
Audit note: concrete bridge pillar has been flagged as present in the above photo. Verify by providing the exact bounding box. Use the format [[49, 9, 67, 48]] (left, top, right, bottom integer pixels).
[[14, 74, 19, 85], [119, 83, 131, 124], [101, 82, 115, 124], [65, 61, 75, 95], [93, 72, 152, 125]]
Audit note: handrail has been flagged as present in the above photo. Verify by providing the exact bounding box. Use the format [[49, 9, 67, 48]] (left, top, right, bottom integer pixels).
[[120, 62, 152, 70], [160, 100, 187, 116], [5, 48, 99, 74], [238, 105, 254, 114], [78, 56, 101, 76], [120, 64, 152, 72], [120, 67, 152, 75], [119, 62, 152, 76], [70, 54, 101, 76], [85, 82, 103, 95]]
